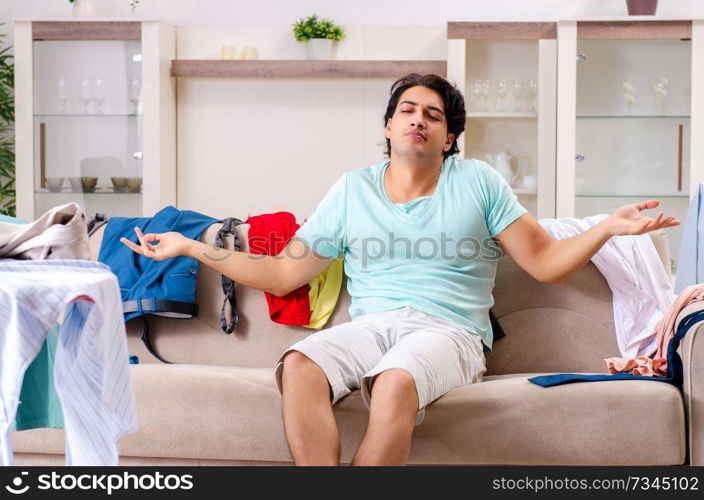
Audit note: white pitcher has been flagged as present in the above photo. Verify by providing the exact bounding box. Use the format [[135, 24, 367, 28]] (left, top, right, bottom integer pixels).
[[485, 151, 519, 186]]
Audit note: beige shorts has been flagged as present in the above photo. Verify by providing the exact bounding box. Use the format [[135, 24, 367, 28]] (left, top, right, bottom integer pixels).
[[274, 306, 487, 425]]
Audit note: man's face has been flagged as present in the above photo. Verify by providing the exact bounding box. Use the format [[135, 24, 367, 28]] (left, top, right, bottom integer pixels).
[[385, 85, 455, 162]]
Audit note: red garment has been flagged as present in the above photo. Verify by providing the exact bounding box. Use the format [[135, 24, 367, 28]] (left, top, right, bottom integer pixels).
[[246, 212, 310, 326]]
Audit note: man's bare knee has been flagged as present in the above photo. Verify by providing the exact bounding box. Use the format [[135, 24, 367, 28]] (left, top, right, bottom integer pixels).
[[281, 351, 334, 402], [368, 368, 419, 417], [281, 351, 323, 380], [371, 369, 416, 396]]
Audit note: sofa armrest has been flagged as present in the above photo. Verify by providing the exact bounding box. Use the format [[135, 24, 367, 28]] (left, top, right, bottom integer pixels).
[[648, 229, 672, 283], [676, 301, 704, 465]]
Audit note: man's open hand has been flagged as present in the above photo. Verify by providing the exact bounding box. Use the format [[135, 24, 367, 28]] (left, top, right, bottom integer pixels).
[[604, 199, 680, 236], [120, 227, 190, 261]]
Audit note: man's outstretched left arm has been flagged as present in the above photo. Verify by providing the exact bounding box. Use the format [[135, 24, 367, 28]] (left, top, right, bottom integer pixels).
[[494, 199, 680, 285]]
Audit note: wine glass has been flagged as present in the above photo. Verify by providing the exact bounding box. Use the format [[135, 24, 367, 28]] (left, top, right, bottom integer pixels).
[[527, 80, 538, 113], [511, 80, 523, 112], [622, 77, 636, 116], [653, 77, 668, 116], [471, 79, 483, 112], [93, 76, 105, 114], [79, 77, 91, 114], [480, 79, 491, 112], [496, 79, 509, 112], [58, 77, 68, 113], [128, 77, 141, 115]]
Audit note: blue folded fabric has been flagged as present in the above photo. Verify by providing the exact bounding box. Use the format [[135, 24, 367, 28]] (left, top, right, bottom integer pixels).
[[675, 183, 704, 294], [528, 309, 704, 388], [98, 205, 218, 321]]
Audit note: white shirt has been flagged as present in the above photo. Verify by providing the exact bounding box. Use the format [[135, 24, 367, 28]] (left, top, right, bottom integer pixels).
[[539, 214, 676, 358], [0, 202, 89, 260], [0, 259, 137, 466]]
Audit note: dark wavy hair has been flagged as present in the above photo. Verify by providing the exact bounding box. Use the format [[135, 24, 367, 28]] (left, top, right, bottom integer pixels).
[[383, 73, 466, 160]]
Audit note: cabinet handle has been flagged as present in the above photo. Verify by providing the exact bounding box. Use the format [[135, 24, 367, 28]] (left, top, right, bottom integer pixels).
[[575, 154, 585, 162], [40, 122, 46, 188], [576, 53, 587, 63], [133, 152, 143, 160], [677, 124, 683, 192]]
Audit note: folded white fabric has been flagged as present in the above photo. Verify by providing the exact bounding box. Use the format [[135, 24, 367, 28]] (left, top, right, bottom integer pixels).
[[539, 214, 676, 358], [0, 259, 137, 466], [0, 202, 89, 260]]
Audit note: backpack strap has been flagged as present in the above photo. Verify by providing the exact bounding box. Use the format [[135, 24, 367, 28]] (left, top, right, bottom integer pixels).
[[138, 316, 173, 364], [214, 217, 246, 334], [122, 298, 198, 317]]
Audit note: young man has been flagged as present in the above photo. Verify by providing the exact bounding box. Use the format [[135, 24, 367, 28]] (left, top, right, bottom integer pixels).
[[121, 74, 680, 466]]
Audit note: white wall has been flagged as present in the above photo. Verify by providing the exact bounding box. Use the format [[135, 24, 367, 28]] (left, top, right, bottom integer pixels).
[[176, 25, 446, 218], [3, 0, 704, 43]]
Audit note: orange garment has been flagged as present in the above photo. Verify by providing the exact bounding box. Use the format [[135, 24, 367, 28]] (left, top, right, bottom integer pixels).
[[604, 284, 704, 376]]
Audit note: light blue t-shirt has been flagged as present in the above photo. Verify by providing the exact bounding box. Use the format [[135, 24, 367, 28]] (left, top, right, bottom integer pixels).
[[295, 156, 528, 351]]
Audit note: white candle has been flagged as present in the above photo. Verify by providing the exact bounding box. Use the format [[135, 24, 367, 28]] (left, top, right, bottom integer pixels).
[[241, 46, 258, 60], [221, 44, 236, 60]]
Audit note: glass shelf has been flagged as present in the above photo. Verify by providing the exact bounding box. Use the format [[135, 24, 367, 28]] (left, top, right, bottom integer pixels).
[[576, 115, 690, 119], [576, 192, 689, 198], [36, 188, 142, 194], [34, 113, 141, 117], [467, 112, 537, 118]]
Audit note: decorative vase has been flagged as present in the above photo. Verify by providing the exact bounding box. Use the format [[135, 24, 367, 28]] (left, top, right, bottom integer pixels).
[[626, 0, 658, 15], [305, 38, 336, 60], [72, 0, 97, 17]]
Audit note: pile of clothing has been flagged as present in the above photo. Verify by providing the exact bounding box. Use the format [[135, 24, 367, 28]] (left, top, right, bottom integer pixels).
[[531, 213, 704, 388], [98, 207, 344, 344], [246, 211, 343, 329], [0, 205, 137, 465]]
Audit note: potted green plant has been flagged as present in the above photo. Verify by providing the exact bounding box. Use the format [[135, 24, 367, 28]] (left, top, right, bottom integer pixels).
[[293, 14, 345, 60], [0, 25, 14, 216]]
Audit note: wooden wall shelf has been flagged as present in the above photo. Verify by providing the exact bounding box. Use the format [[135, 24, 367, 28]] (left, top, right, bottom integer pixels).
[[447, 22, 557, 40], [32, 21, 141, 41], [576, 20, 692, 39], [171, 60, 447, 78]]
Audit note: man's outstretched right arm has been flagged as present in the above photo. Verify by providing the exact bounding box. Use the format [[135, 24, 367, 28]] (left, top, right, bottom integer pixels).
[[120, 227, 334, 297]]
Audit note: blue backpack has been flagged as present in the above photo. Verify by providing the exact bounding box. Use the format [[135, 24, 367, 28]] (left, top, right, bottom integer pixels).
[[98, 206, 244, 363]]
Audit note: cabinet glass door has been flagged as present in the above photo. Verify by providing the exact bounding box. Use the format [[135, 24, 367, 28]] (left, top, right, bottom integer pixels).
[[448, 23, 557, 219], [33, 39, 143, 217], [464, 39, 542, 216], [574, 37, 691, 274]]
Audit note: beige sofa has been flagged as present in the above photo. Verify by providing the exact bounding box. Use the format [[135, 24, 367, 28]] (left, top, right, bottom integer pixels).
[[12, 223, 704, 466]]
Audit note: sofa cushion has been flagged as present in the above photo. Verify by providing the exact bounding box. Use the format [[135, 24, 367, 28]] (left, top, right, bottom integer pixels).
[[13, 364, 685, 465]]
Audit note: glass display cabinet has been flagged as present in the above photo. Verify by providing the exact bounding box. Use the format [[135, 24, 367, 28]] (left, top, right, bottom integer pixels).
[[14, 20, 176, 220], [557, 19, 704, 275], [447, 22, 558, 219]]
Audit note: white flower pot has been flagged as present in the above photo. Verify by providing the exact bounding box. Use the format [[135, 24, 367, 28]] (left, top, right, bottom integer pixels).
[[305, 38, 336, 60], [72, 0, 97, 17]]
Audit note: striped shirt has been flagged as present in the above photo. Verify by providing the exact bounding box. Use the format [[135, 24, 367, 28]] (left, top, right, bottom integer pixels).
[[0, 259, 137, 466]]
